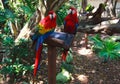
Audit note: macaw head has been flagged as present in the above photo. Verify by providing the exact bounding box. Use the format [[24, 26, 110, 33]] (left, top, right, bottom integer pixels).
[[38, 10, 57, 33], [68, 7, 77, 16], [48, 11, 57, 20]]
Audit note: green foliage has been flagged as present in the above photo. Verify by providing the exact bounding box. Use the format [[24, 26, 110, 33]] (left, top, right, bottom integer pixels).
[[0, 2, 38, 79], [0, 0, 38, 31], [69, 0, 81, 9], [0, 34, 34, 81], [90, 34, 120, 62], [0, 60, 33, 76], [61, 61, 74, 73], [85, 4, 94, 12], [61, 49, 74, 73], [56, 68, 71, 84], [66, 49, 73, 63], [3, 36, 14, 47], [0, 9, 16, 22], [21, 6, 33, 18], [56, 5, 68, 26]]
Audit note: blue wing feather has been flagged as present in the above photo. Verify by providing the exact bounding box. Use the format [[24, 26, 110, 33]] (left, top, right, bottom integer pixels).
[[36, 30, 54, 50]]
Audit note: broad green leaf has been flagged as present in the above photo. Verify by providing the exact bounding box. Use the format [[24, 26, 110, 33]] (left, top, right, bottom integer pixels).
[[56, 69, 71, 83], [66, 51, 73, 63]]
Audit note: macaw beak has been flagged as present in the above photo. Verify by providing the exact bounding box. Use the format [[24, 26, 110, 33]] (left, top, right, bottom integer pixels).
[[51, 14, 54, 19], [70, 11, 72, 15]]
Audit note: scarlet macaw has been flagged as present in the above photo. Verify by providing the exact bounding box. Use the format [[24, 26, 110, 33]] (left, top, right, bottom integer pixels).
[[31, 11, 57, 77], [62, 7, 78, 61]]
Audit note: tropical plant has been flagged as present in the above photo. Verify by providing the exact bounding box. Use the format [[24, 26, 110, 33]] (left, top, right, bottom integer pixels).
[[0, 1, 37, 81], [0, 34, 34, 82], [0, 0, 38, 37], [90, 34, 120, 63]]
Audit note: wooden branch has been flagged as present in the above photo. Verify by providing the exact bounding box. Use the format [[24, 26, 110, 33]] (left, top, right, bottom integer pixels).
[[9, 21, 18, 38], [41, 0, 47, 9], [47, 0, 55, 10], [57, 0, 68, 7], [47, 0, 69, 11], [0, 0, 4, 9], [78, 19, 120, 35], [50, 0, 59, 10], [28, 8, 41, 29], [52, 0, 69, 11], [48, 46, 56, 84]]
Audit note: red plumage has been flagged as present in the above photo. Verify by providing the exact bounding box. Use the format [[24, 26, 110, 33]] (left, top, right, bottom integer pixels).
[[39, 11, 57, 30], [62, 7, 78, 61], [61, 50, 68, 61], [33, 10, 57, 77], [34, 44, 43, 76], [64, 7, 78, 34]]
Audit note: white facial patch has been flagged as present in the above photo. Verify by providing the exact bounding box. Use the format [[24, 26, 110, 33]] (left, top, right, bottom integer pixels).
[[49, 13, 56, 19], [49, 14, 53, 19], [68, 9, 72, 14], [72, 10, 75, 14], [53, 13, 56, 18]]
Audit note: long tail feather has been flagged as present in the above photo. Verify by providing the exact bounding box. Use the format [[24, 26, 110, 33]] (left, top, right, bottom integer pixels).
[[61, 50, 68, 61], [33, 44, 43, 77]]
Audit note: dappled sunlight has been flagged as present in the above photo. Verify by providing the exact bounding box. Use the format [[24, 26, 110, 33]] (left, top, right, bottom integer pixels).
[[77, 74, 89, 84], [77, 47, 93, 57], [70, 74, 89, 84]]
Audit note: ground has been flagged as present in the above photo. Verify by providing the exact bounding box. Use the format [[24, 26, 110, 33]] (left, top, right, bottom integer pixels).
[[0, 33, 120, 84], [70, 47, 120, 84], [67, 32, 120, 84]]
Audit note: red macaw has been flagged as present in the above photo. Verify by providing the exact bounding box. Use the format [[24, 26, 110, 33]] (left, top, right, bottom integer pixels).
[[62, 7, 78, 61], [31, 11, 57, 77]]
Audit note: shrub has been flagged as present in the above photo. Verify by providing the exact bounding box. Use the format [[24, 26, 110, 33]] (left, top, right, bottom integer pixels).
[[90, 34, 120, 62]]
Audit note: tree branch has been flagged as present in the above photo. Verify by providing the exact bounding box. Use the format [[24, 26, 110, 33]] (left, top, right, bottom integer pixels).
[[50, 0, 59, 10], [78, 19, 120, 35], [53, 0, 69, 11], [41, 0, 47, 9]]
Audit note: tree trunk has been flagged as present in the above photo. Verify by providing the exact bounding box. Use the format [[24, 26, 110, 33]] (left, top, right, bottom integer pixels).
[[38, 0, 68, 19], [105, 0, 118, 17], [81, 0, 87, 12]]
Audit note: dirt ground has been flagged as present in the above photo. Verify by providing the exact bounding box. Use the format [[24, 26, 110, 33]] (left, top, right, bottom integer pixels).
[[68, 32, 120, 84], [70, 47, 120, 84]]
